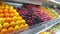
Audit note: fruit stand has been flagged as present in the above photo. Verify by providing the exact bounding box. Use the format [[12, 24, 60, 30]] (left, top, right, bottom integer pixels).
[[0, 0, 60, 34]]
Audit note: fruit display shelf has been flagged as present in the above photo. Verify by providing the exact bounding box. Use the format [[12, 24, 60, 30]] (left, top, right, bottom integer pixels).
[[4, 2, 60, 34], [19, 17, 60, 34]]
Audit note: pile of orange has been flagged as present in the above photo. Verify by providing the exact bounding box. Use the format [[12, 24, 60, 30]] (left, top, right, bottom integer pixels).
[[0, 4, 29, 34]]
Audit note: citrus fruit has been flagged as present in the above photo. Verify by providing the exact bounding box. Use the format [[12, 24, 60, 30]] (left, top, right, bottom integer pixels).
[[10, 21, 16, 27], [1, 6, 4, 9], [9, 13, 14, 18], [8, 27, 14, 32], [9, 6, 14, 9], [5, 17, 12, 23], [14, 25, 20, 31], [12, 16, 18, 21], [17, 16, 22, 20], [24, 24, 28, 28], [4, 13, 9, 17], [3, 22, 9, 28], [1, 29, 8, 34], [15, 13, 19, 16], [0, 24, 2, 31], [21, 20, 26, 24], [0, 13, 4, 18], [5, 5, 9, 9], [0, 9, 3, 13], [16, 20, 22, 25], [13, 9, 17, 13], [0, 18, 5, 24], [3, 9, 8, 13], [20, 24, 25, 29]]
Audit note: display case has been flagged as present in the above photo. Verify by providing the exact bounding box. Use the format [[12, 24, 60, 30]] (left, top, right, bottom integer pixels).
[[1, 0, 60, 34]]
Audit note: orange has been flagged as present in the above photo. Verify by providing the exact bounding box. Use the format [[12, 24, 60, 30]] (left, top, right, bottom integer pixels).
[[24, 24, 28, 28], [4, 13, 9, 17], [1, 29, 8, 34], [8, 27, 14, 32], [8, 9, 14, 13], [0, 13, 4, 18], [9, 13, 14, 18], [0, 9, 3, 13], [3, 9, 8, 13], [5, 17, 12, 23], [10, 21, 16, 27]]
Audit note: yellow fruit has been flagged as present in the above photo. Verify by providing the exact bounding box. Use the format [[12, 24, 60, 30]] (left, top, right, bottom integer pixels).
[[12, 16, 18, 21], [16, 20, 22, 25], [15, 13, 19, 16], [5, 5, 9, 9], [21, 20, 26, 24], [17, 16, 22, 20], [1, 6, 4, 9], [3, 22, 9, 28], [14, 25, 20, 31], [9, 6, 14, 9], [10, 21, 16, 27], [20, 24, 25, 29], [13, 9, 17, 13], [0, 24, 2, 31], [0, 18, 5, 24]]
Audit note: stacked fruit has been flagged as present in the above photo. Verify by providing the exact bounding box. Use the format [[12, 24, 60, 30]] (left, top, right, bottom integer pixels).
[[0, 4, 29, 34], [38, 6, 56, 19]]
